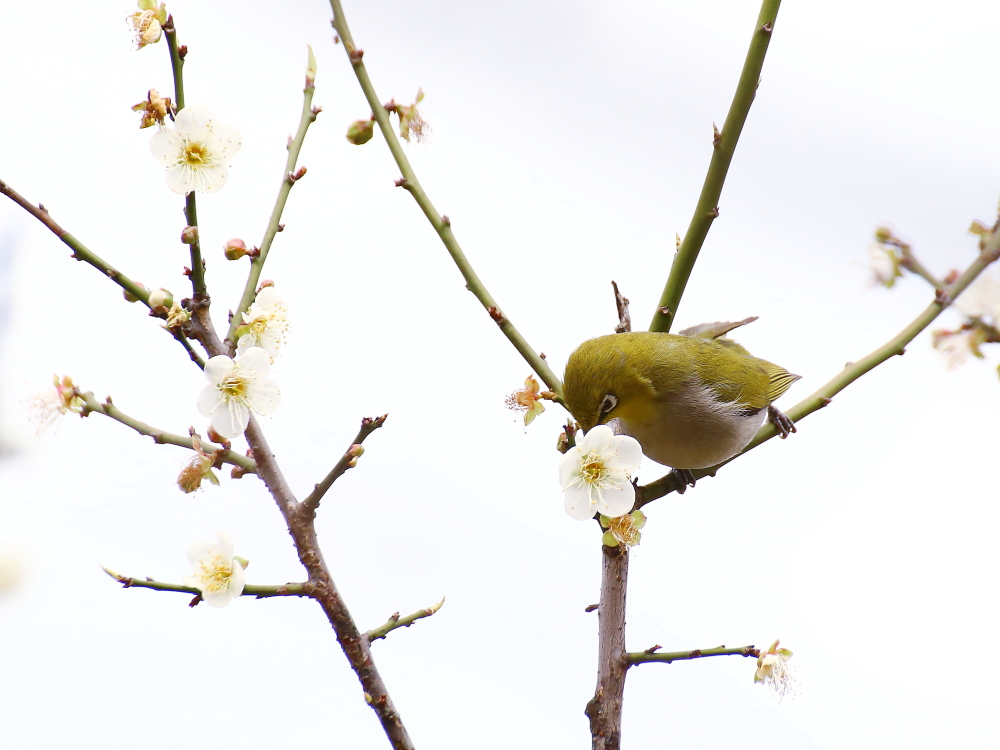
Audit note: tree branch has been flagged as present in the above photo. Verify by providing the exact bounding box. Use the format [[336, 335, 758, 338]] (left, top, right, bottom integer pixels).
[[585, 544, 630, 750], [102, 566, 310, 599], [365, 597, 445, 643], [0, 177, 205, 367], [79, 392, 257, 474], [327, 0, 563, 401], [225, 70, 320, 346], [628, 644, 758, 666], [649, 0, 782, 333], [244, 415, 416, 750], [163, 16, 206, 299], [638, 237, 1000, 506], [303, 414, 387, 514]]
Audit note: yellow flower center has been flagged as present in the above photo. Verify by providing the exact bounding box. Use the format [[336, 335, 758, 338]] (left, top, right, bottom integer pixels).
[[220, 373, 248, 399], [196, 555, 232, 594], [580, 455, 609, 485], [182, 142, 210, 168]]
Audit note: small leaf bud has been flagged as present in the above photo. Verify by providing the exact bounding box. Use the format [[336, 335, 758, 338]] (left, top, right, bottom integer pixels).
[[346, 117, 375, 145], [123, 282, 147, 303]]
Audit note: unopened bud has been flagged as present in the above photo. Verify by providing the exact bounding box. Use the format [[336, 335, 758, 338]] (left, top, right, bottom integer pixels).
[[346, 117, 375, 145], [181, 225, 199, 244], [305, 44, 317, 89], [874, 226, 893, 243], [124, 282, 147, 303], [258, 279, 275, 291], [148, 288, 173, 308], [348, 444, 365, 458], [224, 238, 248, 260]]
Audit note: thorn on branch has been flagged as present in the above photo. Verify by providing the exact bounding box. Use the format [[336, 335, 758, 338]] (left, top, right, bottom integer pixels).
[[585, 603, 599, 613], [38, 203, 47, 213], [644, 645, 661, 654], [394, 178, 409, 188], [612, 280, 631, 333], [712, 123, 722, 147]]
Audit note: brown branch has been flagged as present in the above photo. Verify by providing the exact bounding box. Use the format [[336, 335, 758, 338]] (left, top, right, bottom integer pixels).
[[302, 414, 388, 514], [585, 544, 630, 750]]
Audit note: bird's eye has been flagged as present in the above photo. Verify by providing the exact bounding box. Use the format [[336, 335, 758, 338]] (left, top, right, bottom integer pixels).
[[600, 394, 617, 414]]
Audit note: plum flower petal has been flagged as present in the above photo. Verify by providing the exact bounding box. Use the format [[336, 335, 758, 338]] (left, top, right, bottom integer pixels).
[[559, 425, 642, 520], [184, 532, 246, 608], [237, 287, 290, 362], [149, 106, 241, 194], [754, 639, 796, 701], [198, 347, 280, 439]]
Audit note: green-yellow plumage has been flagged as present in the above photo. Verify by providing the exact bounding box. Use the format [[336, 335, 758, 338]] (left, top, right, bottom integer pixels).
[[563, 326, 799, 469]]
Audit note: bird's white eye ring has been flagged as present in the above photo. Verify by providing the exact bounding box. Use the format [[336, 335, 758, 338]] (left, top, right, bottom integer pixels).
[[600, 394, 617, 414]]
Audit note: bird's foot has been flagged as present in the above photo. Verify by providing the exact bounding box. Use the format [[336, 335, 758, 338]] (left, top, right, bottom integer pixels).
[[670, 468, 697, 494], [767, 405, 797, 439]]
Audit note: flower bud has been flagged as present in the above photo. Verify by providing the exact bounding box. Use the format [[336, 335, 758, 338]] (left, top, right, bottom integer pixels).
[[348, 444, 365, 458], [148, 287, 173, 308], [181, 225, 199, 245], [123, 282, 147, 303], [874, 226, 893, 243], [224, 238, 248, 260], [346, 117, 375, 145]]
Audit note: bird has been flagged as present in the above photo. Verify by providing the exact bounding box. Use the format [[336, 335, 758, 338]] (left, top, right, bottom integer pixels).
[[562, 318, 799, 479]]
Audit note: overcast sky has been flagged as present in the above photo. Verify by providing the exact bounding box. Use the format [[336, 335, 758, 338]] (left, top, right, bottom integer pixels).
[[1, 1, 998, 748]]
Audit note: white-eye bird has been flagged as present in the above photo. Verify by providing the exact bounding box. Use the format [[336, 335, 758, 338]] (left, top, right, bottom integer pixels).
[[562, 319, 799, 471]]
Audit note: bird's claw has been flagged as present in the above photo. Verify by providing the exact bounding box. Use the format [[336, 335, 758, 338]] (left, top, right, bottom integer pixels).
[[670, 468, 697, 494], [767, 405, 797, 439]]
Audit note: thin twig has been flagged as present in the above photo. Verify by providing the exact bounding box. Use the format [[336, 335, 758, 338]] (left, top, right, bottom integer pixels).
[[637, 237, 1000, 506], [225, 71, 320, 346], [302, 415, 387, 514], [0, 178, 204, 368], [628, 644, 758, 666], [79, 392, 257, 474], [102, 567, 310, 599], [327, 0, 564, 401], [649, 0, 782, 333], [163, 16, 206, 298], [365, 597, 445, 643]]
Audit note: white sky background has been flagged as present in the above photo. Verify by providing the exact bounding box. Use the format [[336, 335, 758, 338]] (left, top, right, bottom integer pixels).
[[1, 0, 998, 748]]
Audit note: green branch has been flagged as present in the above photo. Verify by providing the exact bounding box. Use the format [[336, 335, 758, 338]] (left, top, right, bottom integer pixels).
[[0, 177, 204, 368], [365, 597, 445, 642], [649, 0, 782, 333], [80, 392, 257, 474], [102, 566, 308, 598], [302, 414, 387, 513], [163, 16, 206, 297], [327, 0, 564, 400], [628, 644, 758, 666], [638, 238, 1000, 505], [226, 72, 319, 345]]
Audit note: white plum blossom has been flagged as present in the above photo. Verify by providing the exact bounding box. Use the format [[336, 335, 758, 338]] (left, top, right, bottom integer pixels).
[[149, 106, 241, 194], [866, 243, 902, 288], [237, 287, 290, 361], [560, 425, 642, 521], [198, 347, 280, 439], [754, 639, 796, 700], [956, 271, 1000, 322], [27, 375, 86, 435], [184, 532, 246, 608]]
